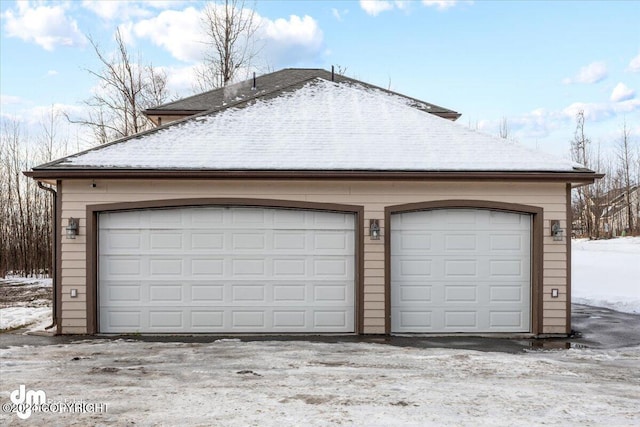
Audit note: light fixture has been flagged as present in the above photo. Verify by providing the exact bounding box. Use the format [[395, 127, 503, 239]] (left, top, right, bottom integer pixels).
[[66, 217, 79, 239], [550, 220, 564, 241], [369, 219, 381, 240]]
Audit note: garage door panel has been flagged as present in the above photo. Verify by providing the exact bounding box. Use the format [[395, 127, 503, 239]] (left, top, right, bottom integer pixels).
[[490, 285, 526, 302], [489, 259, 525, 277], [232, 311, 265, 328], [104, 310, 141, 329], [444, 234, 477, 251], [190, 233, 224, 250], [490, 234, 525, 251], [273, 258, 306, 276], [392, 258, 432, 280], [397, 285, 432, 302], [445, 286, 477, 302], [314, 232, 350, 250], [231, 259, 265, 275], [314, 285, 347, 301], [273, 284, 306, 302], [191, 258, 224, 276], [314, 311, 347, 328], [191, 311, 224, 328], [273, 232, 306, 250], [149, 284, 183, 302], [397, 310, 432, 329], [105, 283, 141, 301], [103, 258, 142, 276], [149, 232, 183, 250], [150, 259, 182, 276], [191, 284, 224, 301], [273, 310, 306, 328], [445, 311, 477, 328], [313, 258, 349, 277], [232, 285, 266, 302], [99, 207, 355, 333], [489, 311, 525, 328], [391, 209, 531, 333], [232, 233, 266, 249], [149, 310, 183, 328]]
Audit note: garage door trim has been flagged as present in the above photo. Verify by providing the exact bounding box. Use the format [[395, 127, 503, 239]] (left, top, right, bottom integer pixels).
[[385, 200, 543, 335], [86, 198, 364, 334]]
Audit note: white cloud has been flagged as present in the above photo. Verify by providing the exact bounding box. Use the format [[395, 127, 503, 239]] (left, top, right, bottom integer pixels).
[[359, 1, 394, 16], [610, 83, 636, 102], [260, 15, 324, 66], [81, 1, 188, 21], [132, 7, 204, 62], [483, 97, 640, 147], [360, 0, 467, 15], [422, 1, 461, 10], [46, 70, 58, 77], [628, 53, 640, 73], [0, 94, 25, 105], [563, 61, 608, 84], [130, 5, 324, 68], [2, 2, 86, 50], [161, 64, 200, 95]]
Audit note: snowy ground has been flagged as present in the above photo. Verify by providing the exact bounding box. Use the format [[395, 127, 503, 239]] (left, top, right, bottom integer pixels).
[[1, 339, 639, 426], [572, 237, 640, 314], [1, 239, 639, 425], [0, 278, 52, 332]]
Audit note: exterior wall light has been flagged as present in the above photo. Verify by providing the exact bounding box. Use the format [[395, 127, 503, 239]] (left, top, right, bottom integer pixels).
[[550, 220, 563, 241], [369, 219, 381, 240], [66, 217, 79, 239]]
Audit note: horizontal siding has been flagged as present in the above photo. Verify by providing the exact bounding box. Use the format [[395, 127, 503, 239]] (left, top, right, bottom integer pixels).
[[58, 179, 567, 334]]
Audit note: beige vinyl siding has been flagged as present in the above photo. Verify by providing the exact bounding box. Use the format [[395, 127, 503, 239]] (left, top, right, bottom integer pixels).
[[59, 179, 568, 335]]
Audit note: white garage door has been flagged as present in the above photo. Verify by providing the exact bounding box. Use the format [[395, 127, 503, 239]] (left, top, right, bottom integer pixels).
[[99, 207, 355, 333], [391, 209, 531, 333]]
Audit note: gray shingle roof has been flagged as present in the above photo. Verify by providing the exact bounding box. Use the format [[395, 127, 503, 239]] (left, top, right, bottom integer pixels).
[[143, 68, 461, 120]]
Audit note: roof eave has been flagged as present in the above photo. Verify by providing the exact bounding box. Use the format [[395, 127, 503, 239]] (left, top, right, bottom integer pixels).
[[24, 169, 603, 184], [142, 109, 204, 117]]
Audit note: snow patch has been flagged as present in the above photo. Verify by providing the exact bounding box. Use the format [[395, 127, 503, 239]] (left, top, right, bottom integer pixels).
[[0, 306, 51, 330], [572, 237, 640, 313]]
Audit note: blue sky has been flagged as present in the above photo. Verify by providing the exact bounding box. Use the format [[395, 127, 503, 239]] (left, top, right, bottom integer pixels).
[[1, 0, 638, 157]]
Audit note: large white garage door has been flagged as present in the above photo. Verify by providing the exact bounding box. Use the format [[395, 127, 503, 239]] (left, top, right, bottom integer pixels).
[[99, 207, 355, 333], [391, 209, 531, 333]]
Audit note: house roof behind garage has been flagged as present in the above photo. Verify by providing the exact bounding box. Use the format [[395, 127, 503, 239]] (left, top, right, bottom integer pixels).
[[33, 77, 591, 176], [143, 68, 461, 121]]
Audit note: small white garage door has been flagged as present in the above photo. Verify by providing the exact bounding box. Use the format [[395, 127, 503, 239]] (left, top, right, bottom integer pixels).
[[391, 209, 531, 333], [98, 207, 355, 333]]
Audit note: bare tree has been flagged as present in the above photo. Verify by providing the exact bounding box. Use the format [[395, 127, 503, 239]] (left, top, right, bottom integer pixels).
[[571, 110, 597, 237], [194, 0, 259, 91], [615, 120, 636, 233], [68, 28, 170, 144], [0, 118, 57, 278]]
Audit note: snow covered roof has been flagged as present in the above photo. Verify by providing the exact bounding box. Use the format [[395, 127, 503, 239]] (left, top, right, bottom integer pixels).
[[33, 77, 594, 176]]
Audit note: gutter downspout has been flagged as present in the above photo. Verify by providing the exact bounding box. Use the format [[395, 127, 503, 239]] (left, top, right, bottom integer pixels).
[[37, 181, 57, 331]]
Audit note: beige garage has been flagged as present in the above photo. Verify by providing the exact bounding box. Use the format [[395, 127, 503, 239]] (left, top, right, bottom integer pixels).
[[26, 68, 600, 336]]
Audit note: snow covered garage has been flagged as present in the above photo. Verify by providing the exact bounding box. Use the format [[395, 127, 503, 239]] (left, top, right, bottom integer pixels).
[[26, 69, 600, 336]]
